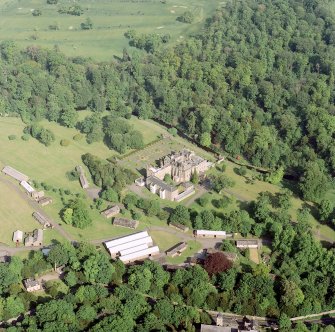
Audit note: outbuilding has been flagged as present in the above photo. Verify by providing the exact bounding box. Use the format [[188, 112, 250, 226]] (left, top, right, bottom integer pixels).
[[101, 205, 120, 219], [2, 166, 29, 182], [236, 240, 260, 249], [195, 230, 226, 238], [13, 230, 24, 243], [24, 279, 41, 292], [113, 217, 139, 229]]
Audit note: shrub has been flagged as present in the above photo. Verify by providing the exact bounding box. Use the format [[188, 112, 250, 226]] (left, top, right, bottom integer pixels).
[[177, 11, 194, 24], [21, 134, 30, 141], [8, 135, 16, 140], [124, 113, 132, 119], [60, 139, 70, 147], [32, 9, 42, 16], [73, 133, 84, 141]]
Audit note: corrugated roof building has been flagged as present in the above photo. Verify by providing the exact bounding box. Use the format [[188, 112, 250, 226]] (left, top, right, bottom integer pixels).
[[2, 166, 29, 182]]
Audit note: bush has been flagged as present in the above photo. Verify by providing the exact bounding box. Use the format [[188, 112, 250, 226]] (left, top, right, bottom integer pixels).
[[73, 133, 84, 141], [32, 9, 42, 16], [8, 135, 16, 140], [124, 113, 132, 119], [60, 139, 70, 146], [177, 11, 194, 24], [21, 134, 30, 141]]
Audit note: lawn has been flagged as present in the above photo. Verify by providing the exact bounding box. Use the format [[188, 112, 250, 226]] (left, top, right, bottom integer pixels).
[[0, 0, 222, 61], [0, 177, 37, 246]]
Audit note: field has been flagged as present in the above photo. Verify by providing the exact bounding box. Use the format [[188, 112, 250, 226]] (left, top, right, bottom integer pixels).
[[0, 0, 222, 61], [0, 176, 37, 246]]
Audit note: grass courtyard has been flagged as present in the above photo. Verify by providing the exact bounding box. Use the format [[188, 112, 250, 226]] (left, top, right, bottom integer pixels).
[[0, 0, 222, 61]]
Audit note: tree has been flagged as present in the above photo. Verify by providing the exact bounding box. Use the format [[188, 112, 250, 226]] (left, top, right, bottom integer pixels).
[[177, 11, 194, 23], [81, 17, 93, 30], [170, 205, 191, 227], [266, 167, 284, 184], [62, 199, 92, 229], [279, 313, 292, 331], [47, 0, 58, 4], [200, 132, 211, 147], [101, 188, 119, 202], [281, 279, 305, 307], [204, 252, 233, 275], [319, 199, 333, 222], [299, 161, 330, 202], [32, 9, 42, 16]]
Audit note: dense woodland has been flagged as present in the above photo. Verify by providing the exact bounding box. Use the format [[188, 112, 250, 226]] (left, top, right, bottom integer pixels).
[[1, 0, 335, 202], [1, 0, 335, 330]]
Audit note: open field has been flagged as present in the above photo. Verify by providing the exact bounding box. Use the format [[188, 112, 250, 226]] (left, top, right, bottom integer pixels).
[[0, 177, 37, 245], [249, 248, 260, 264], [0, 0, 221, 61]]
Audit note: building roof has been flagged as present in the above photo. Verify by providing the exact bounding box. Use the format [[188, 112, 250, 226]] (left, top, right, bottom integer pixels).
[[113, 217, 138, 229], [236, 240, 259, 246], [38, 197, 52, 205], [196, 230, 226, 236], [146, 175, 176, 192], [24, 279, 40, 289], [108, 236, 153, 255], [79, 174, 89, 188], [200, 325, 238, 332], [32, 211, 51, 227], [13, 230, 24, 242], [119, 243, 149, 256], [101, 205, 120, 218], [119, 246, 159, 263], [104, 231, 149, 249], [25, 229, 43, 246], [2, 166, 29, 182], [166, 242, 187, 256], [20, 181, 35, 193]]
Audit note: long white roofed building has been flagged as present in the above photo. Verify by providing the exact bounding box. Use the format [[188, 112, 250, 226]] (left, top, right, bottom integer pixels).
[[104, 231, 159, 263]]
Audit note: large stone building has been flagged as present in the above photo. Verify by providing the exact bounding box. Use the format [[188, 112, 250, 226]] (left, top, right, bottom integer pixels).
[[144, 149, 211, 201], [146, 149, 211, 183]]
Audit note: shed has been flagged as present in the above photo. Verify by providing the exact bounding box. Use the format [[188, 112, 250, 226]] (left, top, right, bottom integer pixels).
[[24, 229, 43, 247], [195, 230, 226, 238], [113, 217, 139, 229], [236, 240, 260, 249], [79, 174, 89, 189], [24, 279, 41, 292], [2, 166, 29, 182], [20, 181, 35, 194], [32, 211, 52, 228], [13, 230, 24, 243], [166, 242, 187, 257], [108, 236, 153, 257], [101, 205, 120, 219], [32, 191, 45, 201], [38, 197, 53, 206]]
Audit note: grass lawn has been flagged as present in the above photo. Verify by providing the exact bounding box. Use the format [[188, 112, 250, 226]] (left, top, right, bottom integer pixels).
[[0, 0, 222, 61], [0, 177, 37, 246]]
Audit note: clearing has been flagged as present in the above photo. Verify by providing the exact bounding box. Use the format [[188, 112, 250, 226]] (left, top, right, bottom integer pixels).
[[0, 0, 222, 61]]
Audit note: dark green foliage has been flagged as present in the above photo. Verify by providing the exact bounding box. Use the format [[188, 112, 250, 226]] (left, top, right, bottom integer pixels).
[[58, 5, 83, 16], [209, 173, 235, 192], [8, 134, 16, 140], [101, 188, 119, 202], [25, 124, 55, 146], [82, 153, 136, 190], [62, 199, 92, 229], [81, 18, 93, 30], [32, 9, 42, 16], [177, 11, 194, 23], [21, 134, 30, 141], [170, 205, 191, 227]]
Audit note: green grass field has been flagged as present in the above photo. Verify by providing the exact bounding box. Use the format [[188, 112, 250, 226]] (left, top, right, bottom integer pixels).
[[0, 178, 37, 245], [0, 0, 222, 61]]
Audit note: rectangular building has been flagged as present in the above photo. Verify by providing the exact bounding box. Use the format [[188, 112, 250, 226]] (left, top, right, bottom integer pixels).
[[32, 212, 52, 228], [13, 230, 24, 243], [101, 205, 120, 219], [166, 242, 187, 257], [195, 230, 227, 238], [25, 229, 43, 247], [113, 217, 139, 229], [169, 222, 189, 232], [38, 197, 53, 206], [119, 243, 149, 256], [104, 231, 149, 249], [2, 166, 29, 182], [236, 240, 260, 249], [79, 174, 89, 189], [108, 236, 153, 257], [119, 246, 160, 264], [20, 181, 35, 194]]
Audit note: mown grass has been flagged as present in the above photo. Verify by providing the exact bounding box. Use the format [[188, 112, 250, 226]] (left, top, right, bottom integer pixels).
[[0, 0, 221, 61], [0, 177, 37, 246]]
